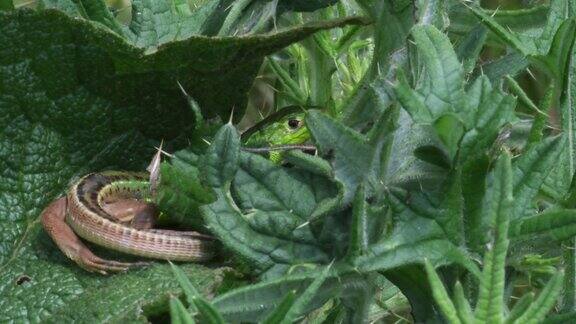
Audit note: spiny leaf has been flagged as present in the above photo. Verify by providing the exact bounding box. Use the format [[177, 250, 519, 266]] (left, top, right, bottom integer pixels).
[[449, 4, 548, 37], [170, 297, 196, 324], [212, 272, 368, 322], [465, 3, 533, 56], [204, 124, 240, 188], [530, 18, 576, 84], [193, 298, 226, 324], [509, 209, 576, 241], [201, 147, 334, 273], [156, 150, 215, 229], [459, 75, 517, 165], [475, 151, 513, 323], [455, 24, 487, 74], [305, 110, 372, 203], [506, 292, 534, 323], [513, 136, 565, 219], [170, 262, 200, 314], [261, 291, 297, 324], [512, 272, 564, 324], [170, 262, 226, 323], [504, 75, 546, 117], [354, 238, 480, 278], [453, 281, 475, 323], [346, 185, 368, 260], [394, 25, 466, 125], [280, 263, 333, 323], [424, 260, 461, 324]]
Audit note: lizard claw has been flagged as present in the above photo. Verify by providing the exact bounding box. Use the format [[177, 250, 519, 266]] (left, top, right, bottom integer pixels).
[[77, 248, 151, 274]]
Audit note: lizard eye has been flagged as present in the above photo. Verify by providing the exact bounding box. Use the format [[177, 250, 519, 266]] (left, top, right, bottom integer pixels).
[[287, 119, 301, 130]]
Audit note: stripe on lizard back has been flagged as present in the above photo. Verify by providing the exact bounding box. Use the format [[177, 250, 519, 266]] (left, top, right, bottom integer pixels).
[[74, 171, 149, 222]]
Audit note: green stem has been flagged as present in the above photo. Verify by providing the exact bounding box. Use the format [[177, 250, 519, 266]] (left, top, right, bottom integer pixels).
[[302, 35, 336, 115]]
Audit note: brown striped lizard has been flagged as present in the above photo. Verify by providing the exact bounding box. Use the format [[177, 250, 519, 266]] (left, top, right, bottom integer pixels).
[[40, 171, 215, 274]]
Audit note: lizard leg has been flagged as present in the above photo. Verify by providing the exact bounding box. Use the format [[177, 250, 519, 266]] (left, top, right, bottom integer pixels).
[[40, 197, 149, 274], [101, 199, 157, 230]]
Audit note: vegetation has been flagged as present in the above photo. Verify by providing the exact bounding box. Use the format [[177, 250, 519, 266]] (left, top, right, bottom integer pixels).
[[3, 0, 576, 323]]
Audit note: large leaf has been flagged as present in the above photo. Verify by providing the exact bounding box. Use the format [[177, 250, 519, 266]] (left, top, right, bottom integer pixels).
[[200, 125, 336, 275]]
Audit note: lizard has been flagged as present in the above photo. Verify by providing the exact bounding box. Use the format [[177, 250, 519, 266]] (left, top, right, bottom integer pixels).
[[40, 112, 310, 274], [41, 171, 215, 274]]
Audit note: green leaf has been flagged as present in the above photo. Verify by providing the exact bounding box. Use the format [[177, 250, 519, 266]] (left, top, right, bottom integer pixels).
[[261, 291, 297, 324], [395, 24, 467, 124], [541, 311, 576, 324], [434, 115, 465, 159], [424, 260, 461, 324], [513, 137, 565, 219], [204, 124, 240, 188], [449, 4, 548, 38], [156, 150, 215, 229], [354, 237, 479, 277], [453, 281, 474, 323], [171, 263, 225, 323], [212, 271, 367, 322], [413, 145, 451, 170], [367, 104, 400, 188], [280, 263, 333, 323], [482, 53, 529, 81], [530, 18, 576, 85], [512, 272, 564, 324], [394, 70, 432, 122], [267, 57, 307, 104], [79, 0, 125, 36], [283, 150, 334, 179], [278, 0, 339, 13], [351, 185, 480, 278], [193, 298, 226, 324], [506, 292, 534, 323], [170, 262, 201, 314], [438, 170, 466, 246], [201, 149, 335, 273], [341, 0, 414, 127], [305, 110, 372, 202], [464, 3, 533, 56], [346, 185, 368, 260], [459, 75, 517, 165], [170, 297, 196, 324], [504, 75, 546, 117], [510, 209, 576, 241], [455, 24, 487, 74], [474, 152, 513, 323], [383, 265, 439, 322]]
